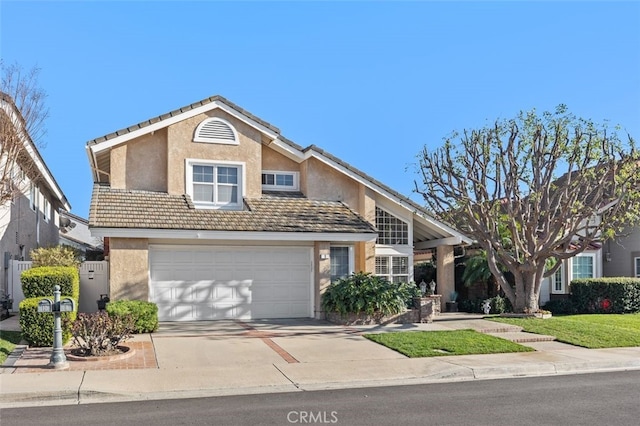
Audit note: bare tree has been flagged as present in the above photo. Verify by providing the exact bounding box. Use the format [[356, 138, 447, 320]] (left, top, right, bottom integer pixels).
[[0, 61, 49, 205], [416, 105, 640, 313]]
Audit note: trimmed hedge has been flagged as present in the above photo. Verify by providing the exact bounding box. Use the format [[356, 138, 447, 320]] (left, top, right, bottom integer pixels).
[[106, 300, 159, 333], [21, 266, 80, 301], [542, 299, 577, 315], [19, 297, 77, 347], [571, 277, 640, 314]]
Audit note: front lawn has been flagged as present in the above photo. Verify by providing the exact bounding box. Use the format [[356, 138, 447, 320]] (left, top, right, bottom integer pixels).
[[489, 313, 640, 349], [364, 329, 534, 357], [0, 330, 22, 364]]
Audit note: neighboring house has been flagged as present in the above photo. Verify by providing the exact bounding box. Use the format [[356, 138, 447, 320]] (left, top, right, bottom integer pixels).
[[541, 243, 604, 304], [0, 92, 71, 298], [86, 95, 471, 321], [602, 226, 640, 278], [59, 211, 104, 260], [541, 226, 640, 305]]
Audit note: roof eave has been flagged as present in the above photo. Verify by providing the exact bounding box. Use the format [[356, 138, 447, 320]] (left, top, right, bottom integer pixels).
[[90, 228, 377, 242]]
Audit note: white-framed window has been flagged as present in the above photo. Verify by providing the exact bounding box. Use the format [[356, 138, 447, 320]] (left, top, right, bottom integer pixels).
[[375, 255, 410, 284], [261, 171, 299, 191], [185, 159, 244, 209], [551, 263, 565, 294], [330, 246, 353, 282], [193, 117, 239, 145], [43, 198, 51, 222], [635, 257, 640, 278], [375, 207, 408, 245], [572, 254, 595, 280]]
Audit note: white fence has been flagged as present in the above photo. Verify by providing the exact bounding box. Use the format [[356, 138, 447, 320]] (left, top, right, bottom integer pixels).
[[8, 260, 109, 313]]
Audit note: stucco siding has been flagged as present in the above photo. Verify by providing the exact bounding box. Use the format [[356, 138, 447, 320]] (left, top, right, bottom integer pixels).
[[108, 238, 149, 301], [302, 157, 359, 209], [314, 241, 330, 319], [111, 130, 168, 192], [262, 146, 300, 171], [166, 110, 262, 198]]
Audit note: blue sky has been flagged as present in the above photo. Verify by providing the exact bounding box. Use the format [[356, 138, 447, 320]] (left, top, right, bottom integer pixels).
[[2, 1, 639, 218]]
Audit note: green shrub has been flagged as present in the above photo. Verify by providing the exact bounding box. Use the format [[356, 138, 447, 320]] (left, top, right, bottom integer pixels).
[[459, 298, 483, 313], [542, 299, 576, 315], [30, 245, 81, 268], [68, 312, 134, 356], [571, 277, 640, 313], [321, 272, 420, 316], [19, 297, 76, 347], [21, 266, 80, 300], [106, 300, 159, 333]]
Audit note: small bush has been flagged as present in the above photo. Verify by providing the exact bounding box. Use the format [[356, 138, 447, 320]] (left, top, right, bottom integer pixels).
[[68, 312, 134, 356], [30, 245, 81, 268], [106, 300, 159, 333], [571, 277, 640, 313], [19, 297, 76, 347], [21, 266, 80, 300], [322, 272, 420, 316]]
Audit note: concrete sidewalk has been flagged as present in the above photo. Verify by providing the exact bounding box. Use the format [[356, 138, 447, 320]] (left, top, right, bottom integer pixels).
[[1, 313, 640, 408]]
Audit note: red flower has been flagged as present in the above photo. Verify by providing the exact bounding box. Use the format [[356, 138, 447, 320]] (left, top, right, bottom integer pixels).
[[601, 299, 612, 311]]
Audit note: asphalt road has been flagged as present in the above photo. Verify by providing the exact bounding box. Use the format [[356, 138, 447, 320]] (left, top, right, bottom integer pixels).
[[2, 371, 639, 425]]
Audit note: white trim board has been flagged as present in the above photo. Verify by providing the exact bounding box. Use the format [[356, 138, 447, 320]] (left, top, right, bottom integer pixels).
[[91, 228, 377, 242]]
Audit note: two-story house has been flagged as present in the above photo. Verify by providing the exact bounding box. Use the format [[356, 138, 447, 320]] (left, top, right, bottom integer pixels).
[[1, 92, 71, 299], [86, 95, 471, 321]]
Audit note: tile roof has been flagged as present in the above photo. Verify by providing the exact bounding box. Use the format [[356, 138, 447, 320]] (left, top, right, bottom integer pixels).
[[83, 94, 469, 243], [86, 95, 281, 146], [89, 185, 377, 234]]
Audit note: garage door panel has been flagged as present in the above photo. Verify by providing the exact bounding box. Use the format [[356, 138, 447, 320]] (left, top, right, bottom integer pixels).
[[150, 246, 312, 321], [152, 285, 175, 302], [151, 267, 177, 281]]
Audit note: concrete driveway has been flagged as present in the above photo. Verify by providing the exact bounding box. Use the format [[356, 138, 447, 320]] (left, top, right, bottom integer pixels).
[[151, 318, 407, 369]]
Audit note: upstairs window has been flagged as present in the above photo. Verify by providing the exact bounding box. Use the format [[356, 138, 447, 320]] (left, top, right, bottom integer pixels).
[[186, 159, 243, 209], [261, 171, 299, 191], [193, 117, 238, 145], [375, 207, 408, 245]]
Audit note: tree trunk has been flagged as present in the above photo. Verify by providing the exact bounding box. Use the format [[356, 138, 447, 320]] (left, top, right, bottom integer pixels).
[[511, 270, 541, 313]]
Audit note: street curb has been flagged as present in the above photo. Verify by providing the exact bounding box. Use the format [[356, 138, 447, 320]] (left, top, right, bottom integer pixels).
[[2, 363, 640, 409]]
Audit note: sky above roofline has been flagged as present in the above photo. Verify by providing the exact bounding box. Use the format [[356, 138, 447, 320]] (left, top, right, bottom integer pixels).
[[2, 1, 638, 219]]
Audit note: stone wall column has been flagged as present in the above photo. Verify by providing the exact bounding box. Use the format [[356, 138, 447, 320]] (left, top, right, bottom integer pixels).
[[437, 245, 455, 303]]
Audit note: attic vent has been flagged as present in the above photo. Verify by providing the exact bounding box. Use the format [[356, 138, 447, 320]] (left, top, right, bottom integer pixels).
[[194, 117, 238, 145]]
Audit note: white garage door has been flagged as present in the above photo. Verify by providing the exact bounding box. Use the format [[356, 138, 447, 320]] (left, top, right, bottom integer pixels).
[[149, 245, 313, 321]]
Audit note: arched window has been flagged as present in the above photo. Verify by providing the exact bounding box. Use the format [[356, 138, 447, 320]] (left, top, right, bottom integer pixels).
[[193, 117, 238, 145]]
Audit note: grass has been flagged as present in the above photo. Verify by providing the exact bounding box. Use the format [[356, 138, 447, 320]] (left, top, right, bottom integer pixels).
[[489, 313, 640, 349], [364, 329, 534, 357], [0, 330, 23, 364]]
